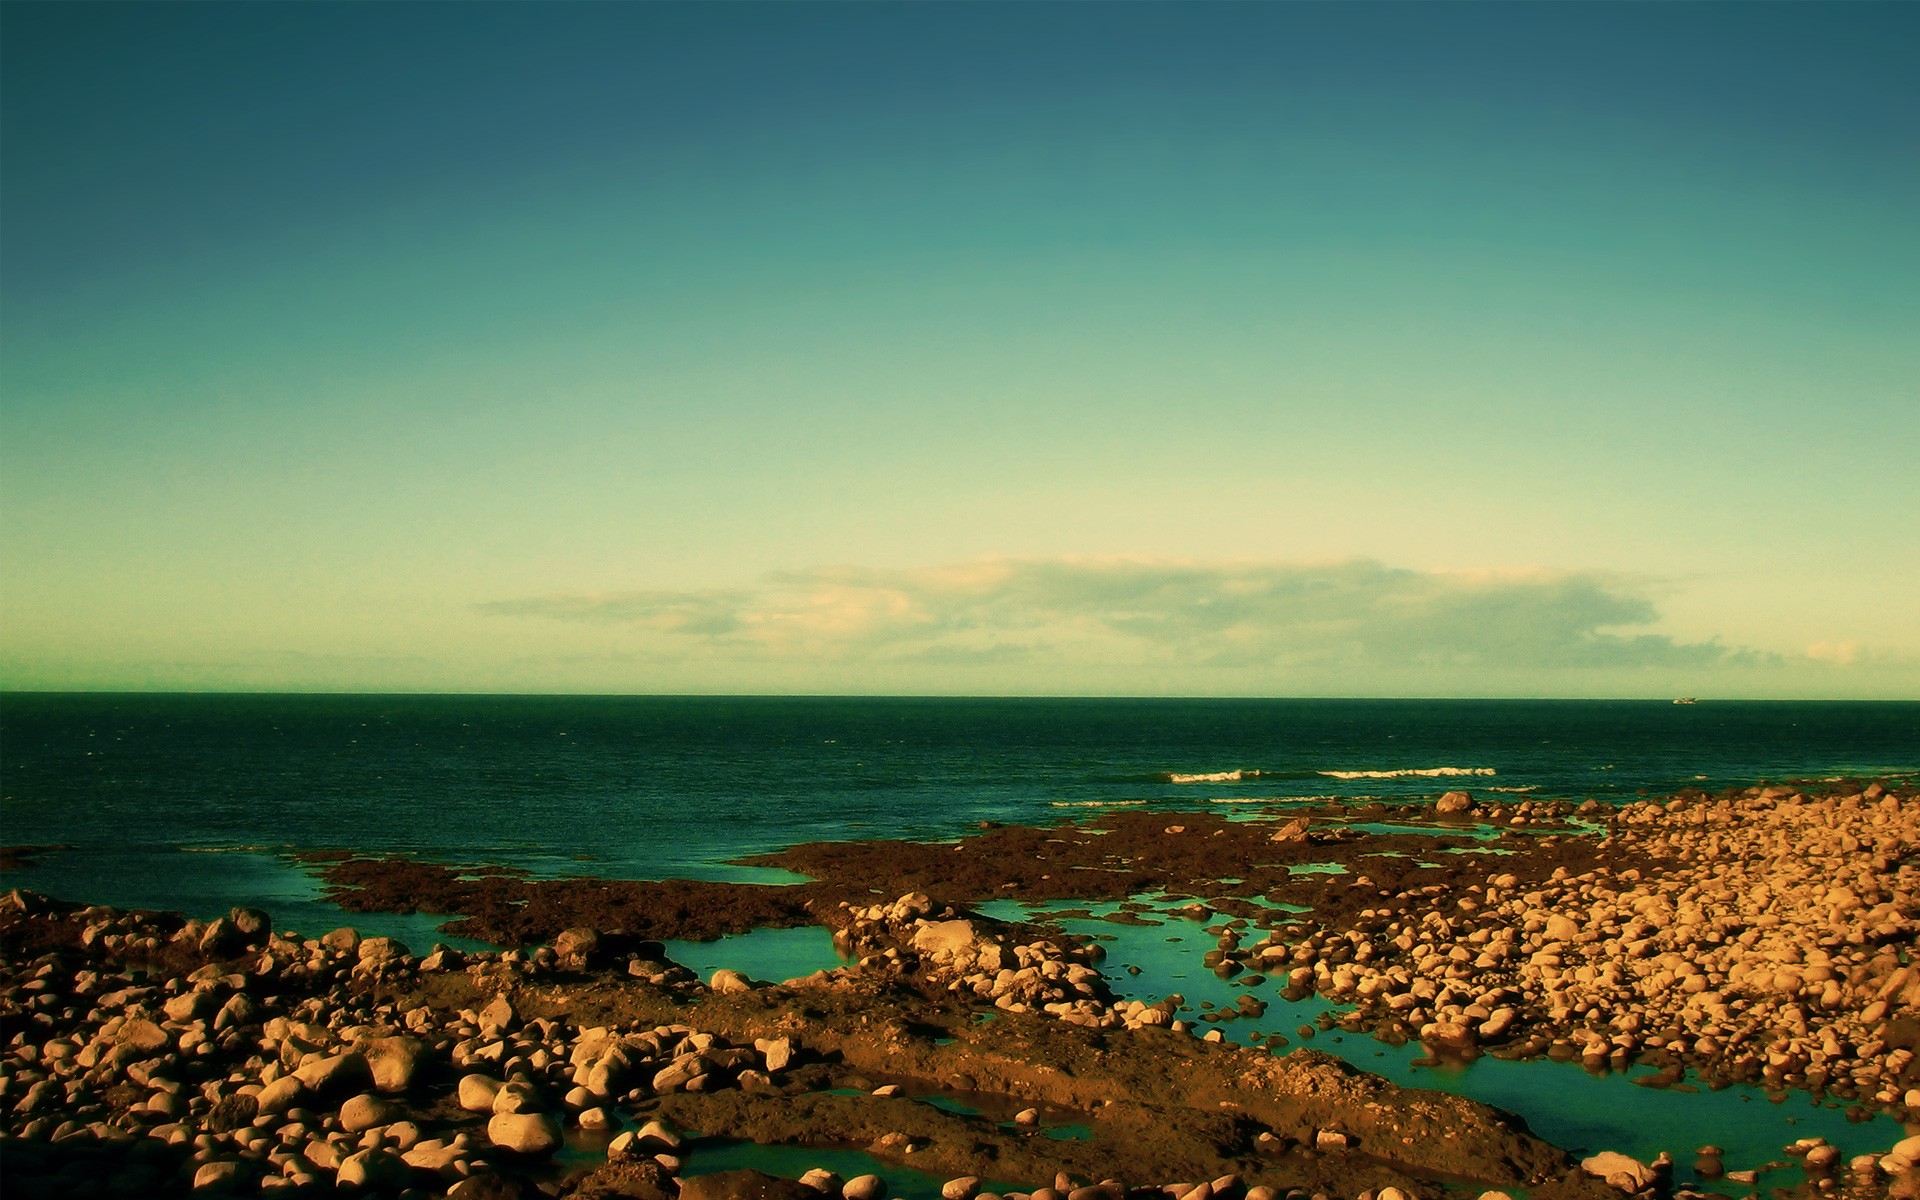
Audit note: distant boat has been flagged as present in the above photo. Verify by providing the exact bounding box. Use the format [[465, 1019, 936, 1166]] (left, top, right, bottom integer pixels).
[[1674, 697, 1698, 705]]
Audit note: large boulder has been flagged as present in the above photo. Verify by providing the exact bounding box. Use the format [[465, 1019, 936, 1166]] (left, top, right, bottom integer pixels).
[[254, 1075, 306, 1116], [554, 927, 603, 969], [293, 1051, 372, 1096], [458, 1073, 504, 1113], [911, 920, 980, 962], [360, 1035, 427, 1093], [340, 1092, 402, 1134], [487, 1111, 562, 1156], [1582, 1152, 1657, 1192]]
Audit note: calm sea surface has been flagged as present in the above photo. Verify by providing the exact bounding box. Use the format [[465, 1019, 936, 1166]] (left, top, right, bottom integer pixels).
[[3, 694, 1916, 916]]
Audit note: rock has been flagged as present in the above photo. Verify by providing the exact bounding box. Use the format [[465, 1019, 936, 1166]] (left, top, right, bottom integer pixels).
[[1435, 791, 1473, 815], [634, 1118, 683, 1150], [710, 968, 753, 994], [204, 1093, 259, 1133], [116, 1018, 170, 1053], [459, 1073, 504, 1112], [492, 1079, 545, 1114], [212, 992, 258, 1032], [254, 1075, 305, 1116], [340, 1092, 402, 1133], [164, 990, 213, 1023], [320, 927, 361, 955], [755, 1035, 794, 1072], [357, 935, 408, 965], [403, 1139, 466, 1174], [1013, 1107, 1039, 1126], [554, 927, 602, 968], [479, 994, 516, 1032], [360, 1034, 427, 1092], [800, 1169, 844, 1193], [843, 1177, 888, 1200], [1544, 914, 1581, 942], [942, 1179, 982, 1200], [579, 1106, 614, 1130], [1378, 1189, 1412, 1200], [1883, 1135, 1920, 1173], [1581, 1152, 1656, 1192], [199, 917, 241, 954], [1269, 816, 1311, 843], [488, 1110, 563, 1155], [1422, 1021, 1476, 1051], [1805, 1145, 1841, 1171], [678, 1170, 822, 1200], [293, 1050, 372, 1095], [337, 1148, 411, 1189], [192, 1160, 245, 1191], [913, 919, 981, 960], [228, 906, 271, 938]]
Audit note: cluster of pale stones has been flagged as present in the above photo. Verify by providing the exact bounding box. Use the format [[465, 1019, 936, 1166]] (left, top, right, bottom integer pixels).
[[0, 895, 800, 1197], [832, 893, 1117, 1027], [832, 893, 1233, 1038], [1232, 782, 1920, 1185], [2, 891, 1506, 1200]]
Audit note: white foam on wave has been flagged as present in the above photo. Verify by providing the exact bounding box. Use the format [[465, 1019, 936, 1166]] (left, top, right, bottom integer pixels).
[[1208, 797, 1275, 805], [1168, 769, 1259, 784], [1487, 785, 1537, 793], [1049, 799, 1147, 807], [1318, 766, 1496, 780]]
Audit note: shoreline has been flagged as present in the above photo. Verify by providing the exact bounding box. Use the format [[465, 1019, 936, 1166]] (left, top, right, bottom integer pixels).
[[2, 778, 1917, 1199]]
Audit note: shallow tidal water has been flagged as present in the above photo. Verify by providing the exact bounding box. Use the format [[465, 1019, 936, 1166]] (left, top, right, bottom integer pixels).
[[979, 895, 1907, 1188]]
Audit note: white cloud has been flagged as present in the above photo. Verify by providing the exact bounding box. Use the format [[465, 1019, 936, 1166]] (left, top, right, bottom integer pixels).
[[479, 556, 1771, 677]]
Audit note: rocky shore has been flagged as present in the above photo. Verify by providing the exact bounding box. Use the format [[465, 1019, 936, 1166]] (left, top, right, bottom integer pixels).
[[1254, 783, 1920, 1115], [3, 778, 1917, 1200]]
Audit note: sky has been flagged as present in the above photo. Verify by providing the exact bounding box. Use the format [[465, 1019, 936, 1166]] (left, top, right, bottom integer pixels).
[[2, 2, 1915, 698]]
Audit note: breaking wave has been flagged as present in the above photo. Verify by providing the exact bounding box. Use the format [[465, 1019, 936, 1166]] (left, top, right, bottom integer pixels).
[[1049, 799, 1147, 807], [1166, 769, 1264, 784], [1317, 766, 1496, 780], [1158, 765, 1496, 785]]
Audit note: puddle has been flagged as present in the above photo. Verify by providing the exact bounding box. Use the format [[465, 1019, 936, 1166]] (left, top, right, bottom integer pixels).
[[658, 924, 850, 984]]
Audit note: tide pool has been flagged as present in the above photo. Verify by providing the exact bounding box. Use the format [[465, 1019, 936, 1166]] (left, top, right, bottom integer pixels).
[[989, 895, 1907, 1187]]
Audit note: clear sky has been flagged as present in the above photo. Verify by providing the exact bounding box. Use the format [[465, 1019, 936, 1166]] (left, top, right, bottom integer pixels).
[[2, 2, 1915, 698]]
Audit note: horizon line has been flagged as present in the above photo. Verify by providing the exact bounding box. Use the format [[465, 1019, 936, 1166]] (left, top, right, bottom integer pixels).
[[3, 689, 1917, 704]]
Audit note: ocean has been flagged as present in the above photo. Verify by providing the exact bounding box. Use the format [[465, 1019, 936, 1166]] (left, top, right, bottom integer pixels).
[[3, 694, 1916, 919], [3, 692, 1916, 1174]]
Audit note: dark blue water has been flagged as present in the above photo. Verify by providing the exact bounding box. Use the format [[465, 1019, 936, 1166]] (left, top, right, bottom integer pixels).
[[3, 695, 1915, 916]]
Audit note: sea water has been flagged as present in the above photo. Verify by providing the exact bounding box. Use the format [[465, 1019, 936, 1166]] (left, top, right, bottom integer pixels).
[[4, 694, 1915, 915], [3, 694, 1916, 1181]]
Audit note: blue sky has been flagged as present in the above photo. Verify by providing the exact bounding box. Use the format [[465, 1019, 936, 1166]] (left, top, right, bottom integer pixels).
[[3, 2, 1915, 696]]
